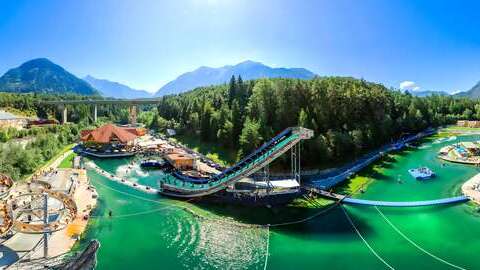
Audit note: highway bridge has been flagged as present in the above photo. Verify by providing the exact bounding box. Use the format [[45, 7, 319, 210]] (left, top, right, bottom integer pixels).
[[39, 99, 162, 125]]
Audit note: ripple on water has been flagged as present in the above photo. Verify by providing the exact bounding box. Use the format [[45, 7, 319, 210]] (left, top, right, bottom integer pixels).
[[417, 144, 431, 149], [162, 211, 268, 269], [116, 163, 149, 179], [433, 136, 457, 144]]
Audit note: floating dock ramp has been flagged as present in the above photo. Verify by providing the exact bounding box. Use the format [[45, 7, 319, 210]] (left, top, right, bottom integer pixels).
[[309, 188, 469, 207], [341, 196, 469, 207], [160, 127, 314, 198]]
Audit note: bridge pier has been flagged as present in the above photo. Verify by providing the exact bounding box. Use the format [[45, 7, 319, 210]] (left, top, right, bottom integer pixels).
[[59, 105, 68, 124], [43, 192, 48, 258], [128, 105, 137, 126], [93, 105, 97, 123]]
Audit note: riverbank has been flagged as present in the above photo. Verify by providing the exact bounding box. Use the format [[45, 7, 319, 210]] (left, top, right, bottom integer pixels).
[[462, 173, 480, 205], [310, 128, 436, 190]]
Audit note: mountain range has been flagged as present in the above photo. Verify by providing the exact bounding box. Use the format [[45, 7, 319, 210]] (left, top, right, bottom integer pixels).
[[154, 60, 316, 96], [453, 81, 480, 99], [0, 59, 317, 98], [83, 75, 151, 99], [409, 90, 449, 97], [0, 58, 97, 95], [2, 58, 480, 100]]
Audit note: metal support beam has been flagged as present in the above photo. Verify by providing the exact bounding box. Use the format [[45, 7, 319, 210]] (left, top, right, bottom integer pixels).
[[291, 144, 301, 185], [43, 192, 48, 258], [93, 104, 98, 123], [129, 105, 137, 126], [263, 164, 270, 193]]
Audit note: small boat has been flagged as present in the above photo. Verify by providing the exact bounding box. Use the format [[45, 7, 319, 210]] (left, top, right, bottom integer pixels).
[[408, 167, 435, 180], [140, 159, 167, 168]]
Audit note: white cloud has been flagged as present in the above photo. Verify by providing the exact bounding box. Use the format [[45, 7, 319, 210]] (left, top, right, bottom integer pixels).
[[451, 90, 462, 95], [399, 81, 420, 91]]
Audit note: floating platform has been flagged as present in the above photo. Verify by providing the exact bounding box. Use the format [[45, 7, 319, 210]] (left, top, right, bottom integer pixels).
[[140, 159, 168, 169], [408, 167, 435, 180]]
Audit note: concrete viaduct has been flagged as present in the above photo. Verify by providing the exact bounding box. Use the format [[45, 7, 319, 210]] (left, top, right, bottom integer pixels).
[[40, 99, 162, 125]]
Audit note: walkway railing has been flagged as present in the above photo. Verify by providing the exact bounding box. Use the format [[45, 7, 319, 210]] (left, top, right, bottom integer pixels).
[[160, 127, 313, 197]]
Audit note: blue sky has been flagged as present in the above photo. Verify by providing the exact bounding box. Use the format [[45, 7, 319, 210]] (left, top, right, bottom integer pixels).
[[0, 0, 479, 93]]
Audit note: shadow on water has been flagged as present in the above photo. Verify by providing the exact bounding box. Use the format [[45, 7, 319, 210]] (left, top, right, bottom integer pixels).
[[192, 200, 320, 225], [359, 203, 462, 217], [271, 206, 376, 238], [191, 200, 375, 238]]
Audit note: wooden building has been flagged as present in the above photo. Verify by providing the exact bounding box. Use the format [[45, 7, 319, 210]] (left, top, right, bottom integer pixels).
[[165, 153, 196, 169]]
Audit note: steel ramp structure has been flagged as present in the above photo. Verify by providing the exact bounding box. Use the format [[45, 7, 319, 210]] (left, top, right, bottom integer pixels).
[[159, 127, 314, 198]]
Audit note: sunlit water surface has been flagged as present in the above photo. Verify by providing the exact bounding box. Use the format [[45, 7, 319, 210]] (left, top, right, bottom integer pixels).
[[79, 135, 480, 269]]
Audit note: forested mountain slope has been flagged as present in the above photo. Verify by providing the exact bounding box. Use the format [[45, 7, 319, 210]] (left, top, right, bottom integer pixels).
[[156, 76, 477, 167]]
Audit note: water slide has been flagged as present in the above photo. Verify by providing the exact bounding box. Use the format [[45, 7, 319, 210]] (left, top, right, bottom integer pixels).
[[159, 127, 314, 198]]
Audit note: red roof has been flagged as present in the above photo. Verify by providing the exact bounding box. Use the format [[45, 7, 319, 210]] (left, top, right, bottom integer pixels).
[[81, 124, 138, 144]]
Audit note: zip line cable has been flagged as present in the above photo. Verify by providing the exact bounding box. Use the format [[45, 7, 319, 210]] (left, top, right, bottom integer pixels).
[[341, 206, 395, 270], [375, 206, 467, 270]]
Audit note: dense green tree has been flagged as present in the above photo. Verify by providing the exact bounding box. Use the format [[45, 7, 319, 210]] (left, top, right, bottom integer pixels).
[[238, 117, 263, 157], [154, 76, 480, 167]]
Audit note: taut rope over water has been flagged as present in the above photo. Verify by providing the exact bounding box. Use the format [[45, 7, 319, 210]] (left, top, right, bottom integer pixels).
[[341, 206, 395, 270], [375, 206, 467, 270]]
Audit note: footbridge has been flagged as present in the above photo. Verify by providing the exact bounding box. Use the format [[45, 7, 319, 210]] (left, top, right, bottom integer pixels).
[[342, 196, 469, 207], [310, 189, 469, 207], [159, 127, 314, 198]]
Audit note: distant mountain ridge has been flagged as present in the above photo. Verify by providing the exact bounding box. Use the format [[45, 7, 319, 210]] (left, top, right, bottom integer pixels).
[[454, 81, 480, 99], [0, 58, 98, 95], [410, 90, 449, 97], [154, 60, 316, 96], [83, 75, 152, 99]]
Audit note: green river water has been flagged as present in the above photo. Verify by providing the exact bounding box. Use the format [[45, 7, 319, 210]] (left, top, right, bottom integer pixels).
[[79, 134, 480, 270]]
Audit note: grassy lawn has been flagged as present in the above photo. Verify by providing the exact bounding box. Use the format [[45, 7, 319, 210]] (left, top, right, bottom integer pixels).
[[58, 151, 77, 169], [334, 153, 398, 196], [173, 134, 237, 166], [42, 143, 76, 169]]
